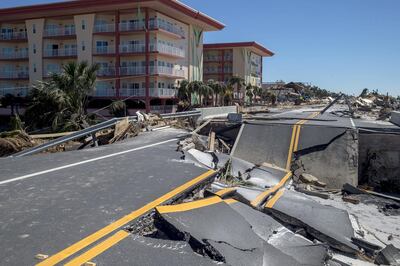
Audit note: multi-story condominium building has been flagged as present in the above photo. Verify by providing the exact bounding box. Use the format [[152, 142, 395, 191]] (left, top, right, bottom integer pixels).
[[203, 42, 274, 88], [0, 0, 224, 113]]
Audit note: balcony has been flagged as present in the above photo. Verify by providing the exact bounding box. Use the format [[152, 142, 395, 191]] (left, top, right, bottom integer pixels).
[[0, 86, 29, 97], [204, 68, 221, 74], [0, 70, 29, 79], [44, 47, 77, 58], [120, 87, 145, 97], [120, 66, 146, 76], [151, 66, 185, 77], [150, 88, 176, 97], [0, 31, 27, 41], [44, 26, 76, 37], [119, 21, 145, 32], [93, 46, 116, 55], [119, 43, 145, 54], [97, 66, 116, 77], [0, 49, 29, 60], [150, 19, 185, 38], [204, 56, 222, 62], [94, 23, 116, 33], [151, 43, 184, 57], [93, 88, 116, 97]]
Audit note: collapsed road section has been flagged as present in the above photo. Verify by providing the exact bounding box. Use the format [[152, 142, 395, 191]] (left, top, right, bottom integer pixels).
[[1, 104, 399, 266]]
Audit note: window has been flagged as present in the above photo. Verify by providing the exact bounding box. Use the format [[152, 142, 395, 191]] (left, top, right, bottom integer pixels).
[[33, 63, 37, 73], [33, 24, 36, 34], [81, 20, 86, 30], [82, 41, 85, 51], [96, 41, 108, 53], [33, 44, 36, 54]]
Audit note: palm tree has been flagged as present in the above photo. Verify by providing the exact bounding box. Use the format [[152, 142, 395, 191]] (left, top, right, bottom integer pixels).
[[177, 80, 190, 104], [253, 86, 262, 104], [245, 84, 254, 105], [25, 61, 99, 132], [187, 81, 204, 106], [109, 100, 127, 117], [199, 83, 212, 106], [228, 76, 245, 102]]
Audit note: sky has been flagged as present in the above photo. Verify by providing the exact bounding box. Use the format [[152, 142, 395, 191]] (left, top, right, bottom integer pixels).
[[1, 0, 399, 96]]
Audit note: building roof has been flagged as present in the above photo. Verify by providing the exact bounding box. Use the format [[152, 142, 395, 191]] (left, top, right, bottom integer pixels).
[[204, 42, 274, 56], [0, 0, 225, 31]]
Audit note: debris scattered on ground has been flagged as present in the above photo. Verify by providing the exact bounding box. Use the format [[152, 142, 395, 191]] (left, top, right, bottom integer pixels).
[[0, 130, 36, 156]]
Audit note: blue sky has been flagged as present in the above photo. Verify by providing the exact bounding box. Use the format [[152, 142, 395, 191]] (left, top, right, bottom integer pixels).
[[1, 0, 399, 96]]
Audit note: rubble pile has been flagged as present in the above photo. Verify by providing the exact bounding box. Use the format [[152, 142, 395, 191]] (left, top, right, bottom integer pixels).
[[142, 111, 400, 266]]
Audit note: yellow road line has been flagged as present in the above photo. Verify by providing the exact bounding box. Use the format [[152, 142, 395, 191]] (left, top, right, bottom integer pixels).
[[67, 197, 238, 265], [214, 187, 236, 198], [64, 230, 130, 266], [285, 125, 299, 170], [293, 125, 301, 152], [36, 170, 216, 266], [156, 196, 222, 214], [250, 171, 292, 207], [265, 189, 285, 209], [224, 198, 238, 204]]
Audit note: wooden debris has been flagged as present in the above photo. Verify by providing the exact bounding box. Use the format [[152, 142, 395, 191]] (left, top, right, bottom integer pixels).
[[208, 131, 216, 152], [342, 195, 360, 205]]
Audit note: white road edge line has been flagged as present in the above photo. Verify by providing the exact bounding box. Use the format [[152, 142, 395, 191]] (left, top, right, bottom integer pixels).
[[0, 138, 178, 186]]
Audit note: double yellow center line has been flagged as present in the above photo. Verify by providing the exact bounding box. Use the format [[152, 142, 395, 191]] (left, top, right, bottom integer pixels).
[[251, 111, 320, 208], [265, 111, 320, 209], [37, 170, 216, 266]]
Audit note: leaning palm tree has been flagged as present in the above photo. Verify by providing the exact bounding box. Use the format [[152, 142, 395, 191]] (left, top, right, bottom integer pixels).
[[199, 83, 213, 106], [25, 61, 99, 132]]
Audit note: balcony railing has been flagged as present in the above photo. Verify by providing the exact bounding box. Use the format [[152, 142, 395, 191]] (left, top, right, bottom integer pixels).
[[0, 49, 29, 60], [120, 87, 145, 97], [150, 66, 185, 77], [119, 44, 145, 54], [204, 68, 221, 74], [120, 66, 146, 76], [0, 86, 29, 97], [94, 23, 116, 33], [150, 88, 176, 97], [44, 27, 76, 37], [0, 31, 27, 41], [0, 70, 29, 79], [93, 88, 116, 97], [204, 56, 222, 62], [94, 46, 116, 55], [119, 21, 145, 32], [97, 67, 116, 77], [44, 48, 77, 57], [150, 20, 185, 38], [151, 43, 185, 57]]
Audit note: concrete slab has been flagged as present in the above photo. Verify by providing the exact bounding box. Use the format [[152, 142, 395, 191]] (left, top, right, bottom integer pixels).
[[155, 197, 300, 266], [232, 123, 293, 169], [265, 189, 358, 254], [229, 201, 328, 265], [0, 129, 210, 265]]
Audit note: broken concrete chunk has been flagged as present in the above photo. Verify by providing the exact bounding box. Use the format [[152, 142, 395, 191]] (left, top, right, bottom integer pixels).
[[264, 190, 358, 254], [229, 200, 329, 265], [154, 197, 300, 266], [375, 244, 400, 265], [184, 149, 215, 169]]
